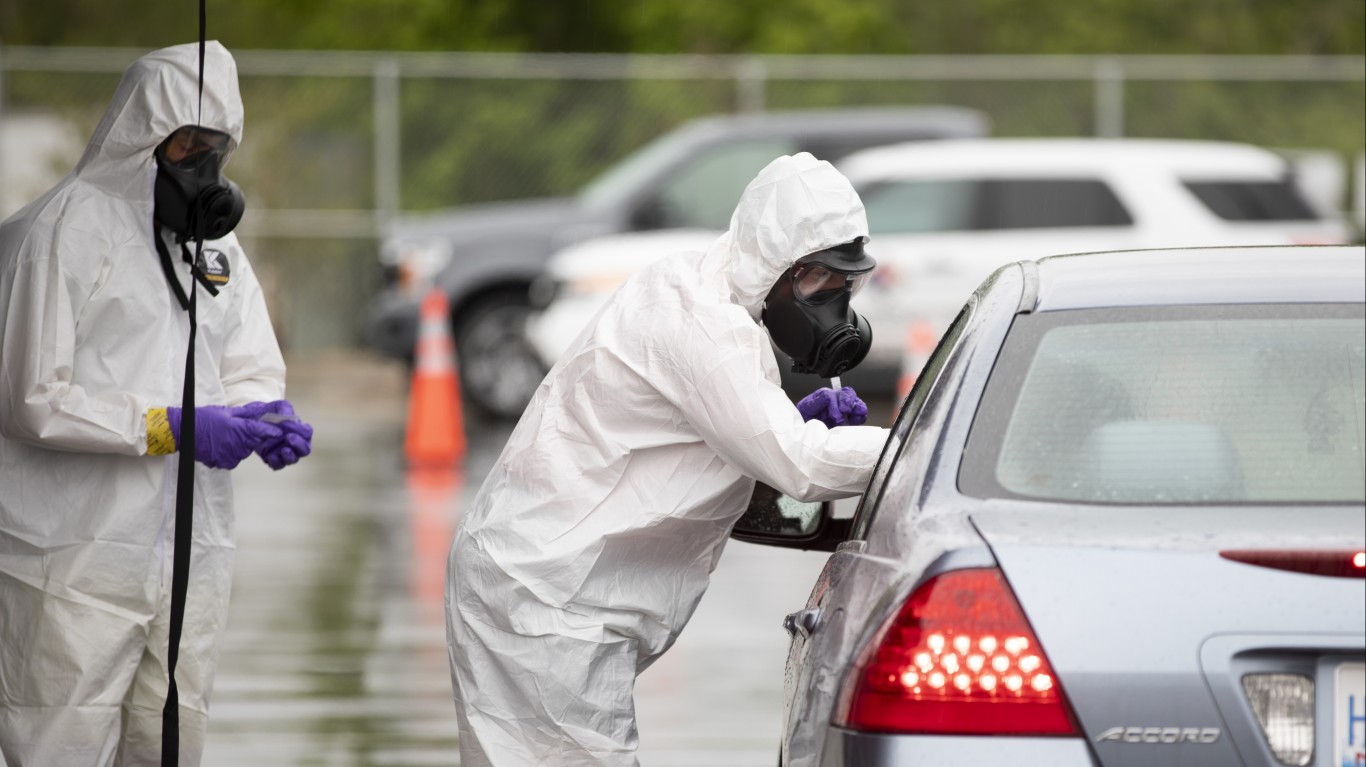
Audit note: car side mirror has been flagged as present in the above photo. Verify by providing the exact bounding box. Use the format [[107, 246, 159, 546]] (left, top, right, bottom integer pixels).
[[729, 482, 852, 553], [628, 196, 669, 231]]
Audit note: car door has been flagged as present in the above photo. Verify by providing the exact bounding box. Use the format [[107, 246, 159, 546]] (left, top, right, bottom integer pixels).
[[776, 302, 978, 764]]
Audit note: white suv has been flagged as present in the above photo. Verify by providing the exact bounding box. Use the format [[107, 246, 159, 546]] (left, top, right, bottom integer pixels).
[[527, 139, 1353, 398], [841, 138, 1354, 397]]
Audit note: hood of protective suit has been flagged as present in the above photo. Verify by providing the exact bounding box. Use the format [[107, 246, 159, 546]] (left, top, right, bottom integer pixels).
[[75, 41, 242, 201], [707, 152, 869, 319]]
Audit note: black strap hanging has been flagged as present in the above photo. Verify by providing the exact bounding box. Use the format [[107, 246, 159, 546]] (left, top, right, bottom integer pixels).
[[162, 1, 208, 763], [160, 239, 197, 766], [155, 236, 219, 312]]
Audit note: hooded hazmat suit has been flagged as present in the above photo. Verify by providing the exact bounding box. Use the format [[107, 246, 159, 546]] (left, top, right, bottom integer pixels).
[[0, 43, 285, 766], [445, 153, 890, 766]]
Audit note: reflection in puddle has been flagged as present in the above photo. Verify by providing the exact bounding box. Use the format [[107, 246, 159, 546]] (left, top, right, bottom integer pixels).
[[203, 410, 463, 766]]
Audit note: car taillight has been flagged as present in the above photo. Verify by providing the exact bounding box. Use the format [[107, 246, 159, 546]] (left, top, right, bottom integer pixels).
[[1220, 549, 1366, 578], [835, 567, 1079, 736]]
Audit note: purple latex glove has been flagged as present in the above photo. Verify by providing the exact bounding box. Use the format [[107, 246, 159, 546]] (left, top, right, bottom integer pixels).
[[247, 400, 315, 471], [796, 386, 869, 428], [166, 404, 284, 470]]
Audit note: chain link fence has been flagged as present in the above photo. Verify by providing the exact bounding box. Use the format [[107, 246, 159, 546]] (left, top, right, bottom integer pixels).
[[2, 47, 1362, 351]]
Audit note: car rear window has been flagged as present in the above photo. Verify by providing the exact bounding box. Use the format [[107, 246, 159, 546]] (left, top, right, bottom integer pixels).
[[979, 179, 1133, 229], [1183, 179, 1320, 221], [862, 178, 1133, 234], [863, 179, 976, 234], [960, 304, 1366, 504]]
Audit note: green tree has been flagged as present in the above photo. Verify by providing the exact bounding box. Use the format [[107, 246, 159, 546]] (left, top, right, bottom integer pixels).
[[2, 0, 1362, 54]]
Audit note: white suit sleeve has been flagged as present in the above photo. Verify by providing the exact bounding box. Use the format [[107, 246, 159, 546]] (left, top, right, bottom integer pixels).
[[663, 309, 888, 502], [0, 248, 149, 455], [215, 237, 286, 405]]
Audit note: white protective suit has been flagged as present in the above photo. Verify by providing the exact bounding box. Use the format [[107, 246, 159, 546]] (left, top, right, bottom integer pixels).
[[0, 43, 285, 766], [445, 152, 890, 766]]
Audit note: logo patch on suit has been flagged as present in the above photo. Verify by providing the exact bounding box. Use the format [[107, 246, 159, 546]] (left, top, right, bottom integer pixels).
[[196, 248, 231, 286]]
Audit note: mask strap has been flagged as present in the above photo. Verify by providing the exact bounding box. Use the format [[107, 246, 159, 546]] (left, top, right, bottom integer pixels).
[[155, 229, 223, 313], [155, 231, 191, 311], [181, 241, 221, 297]]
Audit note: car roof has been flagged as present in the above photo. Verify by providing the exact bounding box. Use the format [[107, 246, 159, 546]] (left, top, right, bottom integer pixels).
[[548, 228, 717, 276], [1028, 245, 1366, 312], [676, 106, 991, 141], [840, 138, 1290, 180]]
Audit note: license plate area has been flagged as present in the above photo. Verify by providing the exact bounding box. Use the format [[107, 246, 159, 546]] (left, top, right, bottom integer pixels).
[[1330, 661, 1364, 767]]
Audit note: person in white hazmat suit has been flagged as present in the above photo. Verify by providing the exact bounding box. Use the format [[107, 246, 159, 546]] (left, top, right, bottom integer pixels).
[[0, 42, 313, 766], [445, 152, 890, 765]]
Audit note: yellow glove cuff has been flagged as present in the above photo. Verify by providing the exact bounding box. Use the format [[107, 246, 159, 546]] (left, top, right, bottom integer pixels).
[[146, 407, 177, 456]]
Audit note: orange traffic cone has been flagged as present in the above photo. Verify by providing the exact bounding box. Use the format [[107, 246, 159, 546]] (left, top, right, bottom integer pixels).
[[894, 318, 941, 404], [405, 288, 466, 467]]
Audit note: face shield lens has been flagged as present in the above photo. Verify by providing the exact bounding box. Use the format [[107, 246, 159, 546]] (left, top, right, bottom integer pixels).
[[793, 264, 870, 303], [160, 126, 232, 167], [847, 272, 870, 297]]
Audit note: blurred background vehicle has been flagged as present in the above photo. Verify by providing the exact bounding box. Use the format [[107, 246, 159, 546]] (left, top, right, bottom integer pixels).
[[843, 137, 1356, 398], [4, 49, 1361, 387], [732, 244, 1366, 766], [364, 106, 991, 419], [527, 138, 1355, 404], [525, 228, 719, 372]]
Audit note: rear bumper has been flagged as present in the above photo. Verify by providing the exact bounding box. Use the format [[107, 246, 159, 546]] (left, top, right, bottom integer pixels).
[[817, 728, 1097, 767]]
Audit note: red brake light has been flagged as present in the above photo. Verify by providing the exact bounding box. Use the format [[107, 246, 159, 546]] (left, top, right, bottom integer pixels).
[[835, 568, 1078, 736], [1220, 549, 1366, 578]]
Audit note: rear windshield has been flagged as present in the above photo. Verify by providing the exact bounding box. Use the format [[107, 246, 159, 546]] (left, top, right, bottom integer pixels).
[[1183, 179, 1320, 221], [862, 178, 1133, 234], [960, 304, 1365, 504]]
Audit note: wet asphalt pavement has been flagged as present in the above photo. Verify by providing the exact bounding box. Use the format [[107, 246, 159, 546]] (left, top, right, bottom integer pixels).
[[200, 351, 842, 766]]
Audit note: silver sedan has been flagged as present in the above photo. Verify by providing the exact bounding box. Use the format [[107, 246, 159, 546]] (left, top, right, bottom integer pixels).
[[734, 245, 1366, 767]]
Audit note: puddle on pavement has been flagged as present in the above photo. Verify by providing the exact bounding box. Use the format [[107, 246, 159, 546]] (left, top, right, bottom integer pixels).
[[203, 405, 465, 766]]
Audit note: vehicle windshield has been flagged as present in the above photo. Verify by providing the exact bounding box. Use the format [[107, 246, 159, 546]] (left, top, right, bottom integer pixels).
[[961, 304, 1366, 504], [577, 125, 705, 212]]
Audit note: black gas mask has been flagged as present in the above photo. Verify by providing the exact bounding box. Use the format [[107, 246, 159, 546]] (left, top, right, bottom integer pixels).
[[153, 126, 245, 242], [761, 239, 875, 379]]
